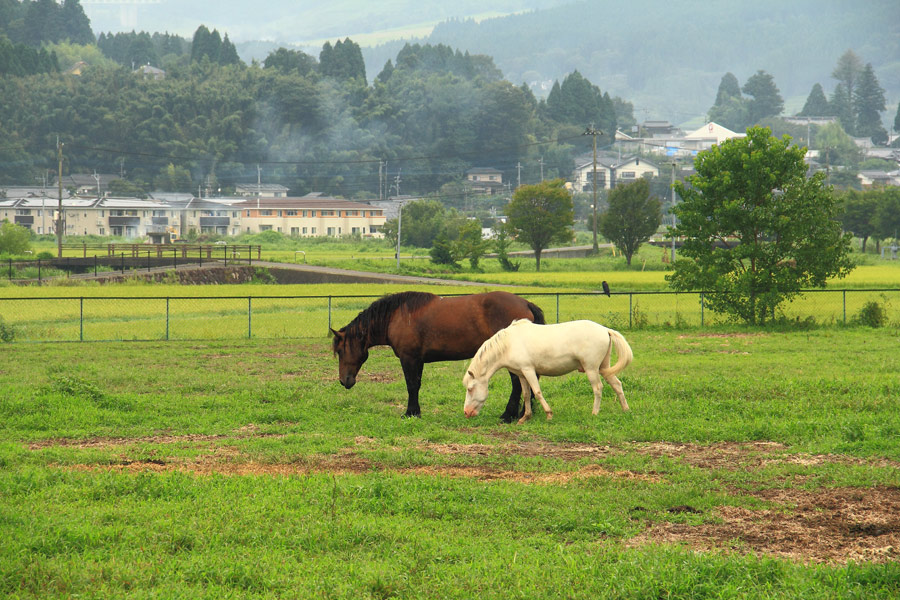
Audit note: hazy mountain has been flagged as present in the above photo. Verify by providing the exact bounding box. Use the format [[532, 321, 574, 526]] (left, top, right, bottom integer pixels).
[[84, 0, 900, 126]]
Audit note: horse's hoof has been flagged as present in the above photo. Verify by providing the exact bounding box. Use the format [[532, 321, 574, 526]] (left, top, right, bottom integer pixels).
[[546, 413, 553, 421], [402, 412, 421, 419], [499, 413, 516, 424]]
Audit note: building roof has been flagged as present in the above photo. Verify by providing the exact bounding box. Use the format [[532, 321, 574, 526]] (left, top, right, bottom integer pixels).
[[466, 167, 503, 175], [234, 183, 290, 193], [231, 196, 381, 210], [684, 122, 745, 144]]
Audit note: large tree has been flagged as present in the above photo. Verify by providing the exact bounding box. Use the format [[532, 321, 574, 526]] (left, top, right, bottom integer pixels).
[[599, 178, 661, 266], [668, 126, 853, 324], [741, 70, 783, 124], [840, 190, 878, 253], [854, 63, 887, 145], [507, 178, 573, 271], [798, 83, 829, 117]]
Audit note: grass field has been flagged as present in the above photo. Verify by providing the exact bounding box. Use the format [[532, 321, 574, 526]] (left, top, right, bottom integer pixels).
[[2, 328, 900, 598]]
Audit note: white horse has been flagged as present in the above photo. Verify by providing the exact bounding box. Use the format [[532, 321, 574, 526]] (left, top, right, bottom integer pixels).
[[463, 319, 632, 424]]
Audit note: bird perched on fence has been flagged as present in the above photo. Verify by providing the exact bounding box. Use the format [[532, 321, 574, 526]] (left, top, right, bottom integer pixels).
[[602, 281, 610, 297]]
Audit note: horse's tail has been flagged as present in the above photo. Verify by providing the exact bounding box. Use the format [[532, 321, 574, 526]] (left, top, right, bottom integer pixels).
[[526, 300, 546, 325], [600, 328, 632, 377]]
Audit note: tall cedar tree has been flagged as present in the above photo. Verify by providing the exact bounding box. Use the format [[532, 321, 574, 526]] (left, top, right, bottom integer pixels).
[[799, 83, 830, 117], [854, 63, 887, 144], [669, 127, 853, 324]]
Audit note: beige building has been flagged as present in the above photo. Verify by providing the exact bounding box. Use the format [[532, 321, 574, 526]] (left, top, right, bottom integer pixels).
[[233, 195, 385, 237]]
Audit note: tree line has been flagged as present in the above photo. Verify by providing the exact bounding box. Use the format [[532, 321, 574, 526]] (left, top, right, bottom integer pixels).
[[708, 50, 894, 147], [1, 24, 629, 196]]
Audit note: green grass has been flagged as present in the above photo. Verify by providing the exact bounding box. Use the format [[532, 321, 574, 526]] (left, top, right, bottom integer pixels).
[[2, 329, 900, 597]]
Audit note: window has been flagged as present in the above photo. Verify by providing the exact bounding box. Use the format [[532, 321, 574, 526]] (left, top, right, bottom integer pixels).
[[15, 209, 31, 215], [620, 171, 636, 179], [259, 225, 273, 231], [285, 210, 297, 216], [311, 227, 317, 234], [327, 227, 336, 236], [346, 210, 358, 216], [321, 210, 335, 217], [302, 227, 308, 234], [260, 210, 273, 216], [290, 227, 299, 236], [152, 210, 166, 217]]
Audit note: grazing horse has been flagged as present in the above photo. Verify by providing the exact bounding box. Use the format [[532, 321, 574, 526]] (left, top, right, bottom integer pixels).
[[463, 319, 632, 424], [331, 291, 545, 420]]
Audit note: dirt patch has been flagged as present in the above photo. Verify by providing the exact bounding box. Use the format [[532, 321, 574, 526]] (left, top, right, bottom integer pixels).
[[35, 432, 900, 563], [629, 486, 900, 564]]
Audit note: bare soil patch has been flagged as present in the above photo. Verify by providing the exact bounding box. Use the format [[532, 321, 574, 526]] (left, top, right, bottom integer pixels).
[[35, 431, 900, 563], [629, 486, 900, 564]]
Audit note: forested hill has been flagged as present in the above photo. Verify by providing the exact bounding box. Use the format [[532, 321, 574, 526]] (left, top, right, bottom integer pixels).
[[365, 0, 900, 124]]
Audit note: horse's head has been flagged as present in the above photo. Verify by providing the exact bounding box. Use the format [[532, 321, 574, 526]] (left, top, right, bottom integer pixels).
[[331, 327, 368, 389], [463, 368, 489, 418]]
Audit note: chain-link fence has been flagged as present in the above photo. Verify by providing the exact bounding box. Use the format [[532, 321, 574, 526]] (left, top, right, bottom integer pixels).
[[1, 290, 898, 343]]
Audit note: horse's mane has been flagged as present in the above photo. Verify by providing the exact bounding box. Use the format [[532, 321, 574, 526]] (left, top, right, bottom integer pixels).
[[339, 291, 437, 347], [470, 319, 528, 375]]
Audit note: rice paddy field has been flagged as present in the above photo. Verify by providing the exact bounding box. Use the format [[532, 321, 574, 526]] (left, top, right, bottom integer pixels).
[[3, 245, 900, 598]]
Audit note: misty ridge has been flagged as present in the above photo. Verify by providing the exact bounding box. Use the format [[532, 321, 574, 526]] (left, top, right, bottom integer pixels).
[[85, 0, 900, 124]]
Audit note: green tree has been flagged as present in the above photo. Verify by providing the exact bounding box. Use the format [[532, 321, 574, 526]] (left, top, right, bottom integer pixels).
[[507, 178, 573, 271], [816, 121, 861, 169], [840, 189, 878, 252], [854, 63, 887, 145], [798, 83, 829, 117], [741, 70, 783, 124], [599, 178, 661, 266], [714, 72, 742, 106], [0, 219, 32, 255], [668, 126, 853, 324], [873, 188, 900, 243], [454, 218, 490, 269], [263, 48, 317, 76]]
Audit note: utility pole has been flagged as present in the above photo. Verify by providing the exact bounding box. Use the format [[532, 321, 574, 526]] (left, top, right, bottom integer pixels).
[[670, 162, 678, 263], [56, 139, 64, 258], [516, 162, 522, 189], [583, 124, 602, 254], [378, 160, 384, 201], [538, 156, 544, 182]]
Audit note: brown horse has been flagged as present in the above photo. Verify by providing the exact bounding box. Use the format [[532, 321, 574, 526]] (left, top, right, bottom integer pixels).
[[331, 291, 545, 420]]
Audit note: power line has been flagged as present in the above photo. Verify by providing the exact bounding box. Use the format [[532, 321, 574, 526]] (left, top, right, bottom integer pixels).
[[63, 133, 587, 168]]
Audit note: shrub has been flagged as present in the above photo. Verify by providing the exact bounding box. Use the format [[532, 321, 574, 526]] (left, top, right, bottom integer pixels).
[[854, 297, 889, 328]]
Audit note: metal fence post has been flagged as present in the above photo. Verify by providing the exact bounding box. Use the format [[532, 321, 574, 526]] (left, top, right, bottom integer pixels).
[[248, 297, 252, 339], [94, 255, 98, 276], [173, 248, 177, 269], [79, 297, 84, 341], [843, 290, 847, 324], [166, 297, 170, 341], [121, 253, 125, 274], [629, 293, 633, 329], [328, 296, 332, 332], [555, 294, 560, 323], [38, 259, 41, 284], [700, 292, 705, 327]]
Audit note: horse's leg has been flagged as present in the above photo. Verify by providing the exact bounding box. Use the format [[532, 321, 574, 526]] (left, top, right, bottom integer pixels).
[[501, 371, 534, 423], [585, 368, 604, 415], [400, 359, 424, 418], [516, 374, 533, 425], [602, 374, 630, 411], [518, 369, 552, 423], [500, 371, 522, 423]]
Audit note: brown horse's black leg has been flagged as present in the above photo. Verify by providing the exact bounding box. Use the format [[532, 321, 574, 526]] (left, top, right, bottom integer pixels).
[[400, 360, 423, 418], [500, 371, 533, 423]]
